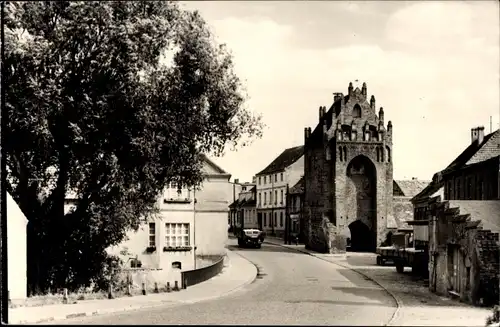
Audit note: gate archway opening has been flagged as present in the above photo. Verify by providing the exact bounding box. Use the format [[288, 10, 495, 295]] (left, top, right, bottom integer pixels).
[[345, 155, 377, 252], [348, 220, 373, 252]]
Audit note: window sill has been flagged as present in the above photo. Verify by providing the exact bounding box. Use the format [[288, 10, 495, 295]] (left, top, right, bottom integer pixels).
[[164, 198, 192, 204], [163, 246, 196, 252]]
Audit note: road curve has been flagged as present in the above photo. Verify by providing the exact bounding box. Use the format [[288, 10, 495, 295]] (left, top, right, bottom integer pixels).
[[59, 240, 397, 325]]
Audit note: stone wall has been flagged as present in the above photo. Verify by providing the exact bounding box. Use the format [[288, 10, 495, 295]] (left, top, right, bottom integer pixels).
[[429, 198, 499, 306]]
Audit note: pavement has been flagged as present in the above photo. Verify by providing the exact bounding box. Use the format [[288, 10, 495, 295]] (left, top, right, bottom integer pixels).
[[9, 249, 257, 325], [54, 239, 398, 325], [264, 237, 492, 326]]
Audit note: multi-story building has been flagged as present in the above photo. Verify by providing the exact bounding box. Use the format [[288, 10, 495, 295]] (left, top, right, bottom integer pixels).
[[410, 127, 500, 306], [287, 177, 304, 241], [108, 155, 233, 274], [255, 146, 304, 238], [228, 179, 246, 230], [229, 184, 258, 231]]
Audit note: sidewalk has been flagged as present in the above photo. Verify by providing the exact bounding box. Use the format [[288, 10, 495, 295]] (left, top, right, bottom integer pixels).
[[9, 250, 257, 325], [265, 238, 491, 326]]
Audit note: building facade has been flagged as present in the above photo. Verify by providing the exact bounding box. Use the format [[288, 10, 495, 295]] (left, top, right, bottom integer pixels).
[[411, 127, 500, 306], [7, 192, 28, 300], [108, 156, 233, 275], [303, 82, 394, 253], [255, 146, 304, 238], [287, 177, 304, 241], [229, 185, 258, 231], [228, 179, 246, 230]]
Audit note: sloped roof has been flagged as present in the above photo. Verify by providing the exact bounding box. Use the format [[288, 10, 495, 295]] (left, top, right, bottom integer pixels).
[[256, 145, 304, 176], [466, 130, 499, 166], [412, 129, 499, 203], [441, 129, 498, 176], [393, 180, 431, 198], [241, 199, 256, 207], [201, 154, 229, 175], [289, 176, 304, 195], [228, 199, 240, 208], [449, 200, 500, 234]]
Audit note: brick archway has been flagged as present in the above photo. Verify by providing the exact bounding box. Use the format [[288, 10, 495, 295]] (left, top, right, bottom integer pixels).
[[345, 155, 377, 252]]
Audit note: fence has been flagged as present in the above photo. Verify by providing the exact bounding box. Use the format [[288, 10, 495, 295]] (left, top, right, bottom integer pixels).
[[181, 255, 225, 288]]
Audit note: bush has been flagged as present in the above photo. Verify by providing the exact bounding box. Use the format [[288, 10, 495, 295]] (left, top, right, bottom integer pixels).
[[92, 255, 124, 292]]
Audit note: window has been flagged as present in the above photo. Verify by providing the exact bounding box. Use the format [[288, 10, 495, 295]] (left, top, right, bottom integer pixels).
[[259, 176, 261, 185], [165, 223, 189, 247], [280, 190, 284, 204], [478, 179, 484, 200], [274, 213, 277, 227], [280, 173, 283, 181], [456, 179, 461, 200], [275, 190, 278, 205], [467, 177, 473, 200], [264, 176, 267, 184], [280, 212, 284, 227], [353, 104, 361, 118], [264, 192, 267, 205], [264, 213, 267, 226], [258, 193, 262, 207], [149, 223, 156, 247], [275, 174, 278, 182]]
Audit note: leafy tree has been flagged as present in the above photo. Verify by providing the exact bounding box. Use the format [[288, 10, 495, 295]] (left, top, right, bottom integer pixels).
[[3, 1, 263, 294]]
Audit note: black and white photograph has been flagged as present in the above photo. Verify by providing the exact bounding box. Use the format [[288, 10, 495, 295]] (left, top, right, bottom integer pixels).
[[2, 0, 500, 325]]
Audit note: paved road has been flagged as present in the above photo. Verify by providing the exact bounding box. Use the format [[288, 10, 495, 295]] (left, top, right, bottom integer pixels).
[[59, 240, 398, 325]]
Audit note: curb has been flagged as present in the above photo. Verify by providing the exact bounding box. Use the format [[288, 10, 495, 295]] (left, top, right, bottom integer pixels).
[[12, 250, 258, 325], [264, 240, 402, 326]]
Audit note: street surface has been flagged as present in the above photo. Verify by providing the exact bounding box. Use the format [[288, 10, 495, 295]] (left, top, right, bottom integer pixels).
[[58, 239, 397, 325]]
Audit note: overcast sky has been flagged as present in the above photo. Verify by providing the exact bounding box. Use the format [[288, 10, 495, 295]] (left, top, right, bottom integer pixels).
[[180, 1, 500, 183]]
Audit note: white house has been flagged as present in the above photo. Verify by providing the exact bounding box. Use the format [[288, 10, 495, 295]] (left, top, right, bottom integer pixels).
[[7, 192, 28, 300], [107, 155, 233, 274]]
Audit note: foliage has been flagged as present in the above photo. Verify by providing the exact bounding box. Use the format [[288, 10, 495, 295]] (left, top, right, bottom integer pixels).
[[4, 0, 263, 294]]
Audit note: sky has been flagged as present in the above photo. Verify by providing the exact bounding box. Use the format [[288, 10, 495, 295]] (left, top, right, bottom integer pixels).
[[180, 0, 500, 183]]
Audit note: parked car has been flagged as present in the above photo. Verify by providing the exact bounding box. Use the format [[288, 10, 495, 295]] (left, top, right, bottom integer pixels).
[[237, 228, 265, 248]]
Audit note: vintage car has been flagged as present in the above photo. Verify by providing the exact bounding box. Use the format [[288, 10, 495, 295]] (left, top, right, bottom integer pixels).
[[237, 228, 265, 248]]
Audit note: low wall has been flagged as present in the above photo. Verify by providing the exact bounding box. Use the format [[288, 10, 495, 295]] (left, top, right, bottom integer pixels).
[[182, 255, 225, 287], [118, 267, 182, 291]]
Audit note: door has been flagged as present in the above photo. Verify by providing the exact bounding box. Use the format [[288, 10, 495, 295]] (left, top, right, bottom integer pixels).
[[448, 245, 462, 294], [257, 213, 263, 230]]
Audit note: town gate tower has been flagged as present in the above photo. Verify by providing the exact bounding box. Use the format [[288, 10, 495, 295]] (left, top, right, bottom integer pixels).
[[303, 82, 393, 253]]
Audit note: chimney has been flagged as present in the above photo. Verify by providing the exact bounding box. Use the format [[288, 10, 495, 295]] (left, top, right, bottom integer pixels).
[[348, 82, 353, 96], [412, 177, 417, 180], [234, 178, 239, 184], [471, 126, 485, 144]]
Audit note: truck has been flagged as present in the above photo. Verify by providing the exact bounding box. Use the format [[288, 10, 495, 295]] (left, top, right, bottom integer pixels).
[[376, 230, 428, 276], [237, 228, 265, 248]]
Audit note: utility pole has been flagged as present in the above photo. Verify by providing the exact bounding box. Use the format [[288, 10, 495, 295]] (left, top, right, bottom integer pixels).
[[285, 184, 290, 245]]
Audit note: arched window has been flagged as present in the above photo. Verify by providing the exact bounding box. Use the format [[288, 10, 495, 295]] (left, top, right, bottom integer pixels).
[[353, 104, 361, 118], [385, 146, 391, 163], [343, 146, 347, 161], [376, 147, 380, 162], [380, 146, 384, 162], [338, 146, 343, 162]]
